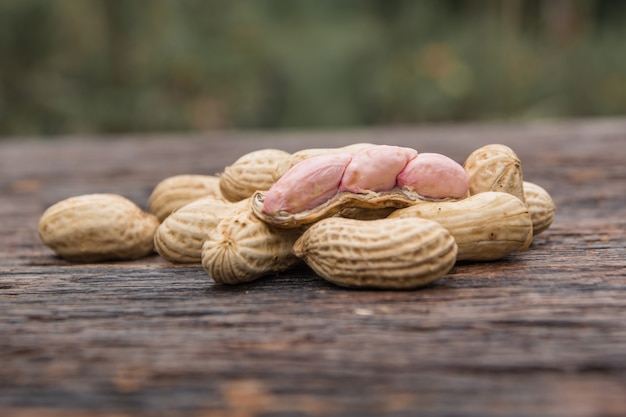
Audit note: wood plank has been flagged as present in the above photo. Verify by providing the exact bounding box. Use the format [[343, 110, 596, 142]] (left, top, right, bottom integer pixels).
[[1, 119, 625, 416]]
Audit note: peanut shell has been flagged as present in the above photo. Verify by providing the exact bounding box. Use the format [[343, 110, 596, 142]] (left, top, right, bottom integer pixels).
[[219, 149, 291, 202], [388, 191, 532, 261], [292, 217, 458, 289], [201, 209, 302, 284], [38, 194, 159, 262], [154, 197, 249, 263], [148, 174, 224, 222], [463, 144, 525, 202], [252, 188, 437, 228], [523, 181, 556, 236]]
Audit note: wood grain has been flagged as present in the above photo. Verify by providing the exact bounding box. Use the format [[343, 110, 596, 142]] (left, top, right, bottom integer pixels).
[[1, 119, 625, 417]]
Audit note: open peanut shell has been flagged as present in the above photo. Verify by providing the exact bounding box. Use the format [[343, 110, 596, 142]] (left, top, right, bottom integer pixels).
[[251, 188, 452, 228]]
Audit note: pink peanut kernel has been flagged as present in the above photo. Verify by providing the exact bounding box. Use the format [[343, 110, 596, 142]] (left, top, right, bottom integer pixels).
[[339, 145, 418, 193], [262, 153, 352, 214], [396, 153, 469, 199]]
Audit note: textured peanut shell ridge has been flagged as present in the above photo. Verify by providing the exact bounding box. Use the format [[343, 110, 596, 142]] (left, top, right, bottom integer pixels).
[[154, 197, 249, 263], [201, 209, 302, 284], [292, 217, 458, 289], [252, 188, 434, 228], [273, 143, 375, 181], [38, 193, 159, 263], [148, 174, 224, 222], [523, 181, 556, 236], [463, 144, 525, 202], [388, 191, 532, 261], [219, 149, 291, 202]]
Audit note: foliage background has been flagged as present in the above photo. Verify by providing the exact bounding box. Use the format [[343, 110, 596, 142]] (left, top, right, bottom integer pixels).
[[1, 0, 626, 137]]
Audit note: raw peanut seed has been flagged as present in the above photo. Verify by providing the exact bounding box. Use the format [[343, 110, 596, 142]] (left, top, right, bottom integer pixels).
[[261, 147, 469, 220], [397, 153, 469, 199], [262, 153, 352, 215], [339, 145, 417, 193], [273, 143, 375, 181]]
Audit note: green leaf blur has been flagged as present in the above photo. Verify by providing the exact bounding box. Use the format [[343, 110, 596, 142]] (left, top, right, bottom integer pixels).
[[1, 0, 625, 136]]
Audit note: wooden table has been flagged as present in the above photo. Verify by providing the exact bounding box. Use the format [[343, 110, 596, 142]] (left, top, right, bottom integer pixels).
[[1, 119, 625, 417]]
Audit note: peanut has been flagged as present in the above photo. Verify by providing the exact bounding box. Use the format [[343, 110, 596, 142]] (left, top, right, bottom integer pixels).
[[262, 153, 353, 215], [388, 191, 532, 261], [397, 153, 469, 199], [252, 188, 425, 228], [339, 145, 417, 192], [259, 146, 468, 223], [523, 181, 556, 236], [38, 194, 159, 262], [292, 217, 457, 289], [219, 149, 291, 202], [201, 209, 302, 284], [154, 197, 249, 263], [463, 144, 525, 202], [273, 143, 375, 181], [148, 174, 224, 222]]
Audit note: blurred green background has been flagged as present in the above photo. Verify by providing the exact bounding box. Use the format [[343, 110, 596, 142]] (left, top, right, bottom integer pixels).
[[1, 0, 626, 137]]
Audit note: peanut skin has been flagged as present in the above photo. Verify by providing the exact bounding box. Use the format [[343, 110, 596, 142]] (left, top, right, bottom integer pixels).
[[252, 188, 428, 229], [339, 145, 417, 193], [262, 145, 468, 216], [273, 143, 375, 181], [262, 153, 352, 214], [397, 153, 469, 199]]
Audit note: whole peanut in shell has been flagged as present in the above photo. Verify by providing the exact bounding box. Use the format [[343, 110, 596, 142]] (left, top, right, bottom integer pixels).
[[38, 194, 159, 262], [201, 209, 302, 284], [523, 181, 556, 236], [154, 197, 249, 263], [292, 217, 457, 289], [463, 144, 525, 202], [148, 174, 224, 222], [219, 149, 291, 202], [388, 191, 532, 261]]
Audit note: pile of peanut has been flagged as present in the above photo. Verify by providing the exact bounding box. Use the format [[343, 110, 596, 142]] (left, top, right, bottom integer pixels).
[[38, 143, 555, 289]]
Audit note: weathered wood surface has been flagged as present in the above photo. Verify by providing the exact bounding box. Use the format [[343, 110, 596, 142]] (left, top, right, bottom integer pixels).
[[1, 119, 625, 417]]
